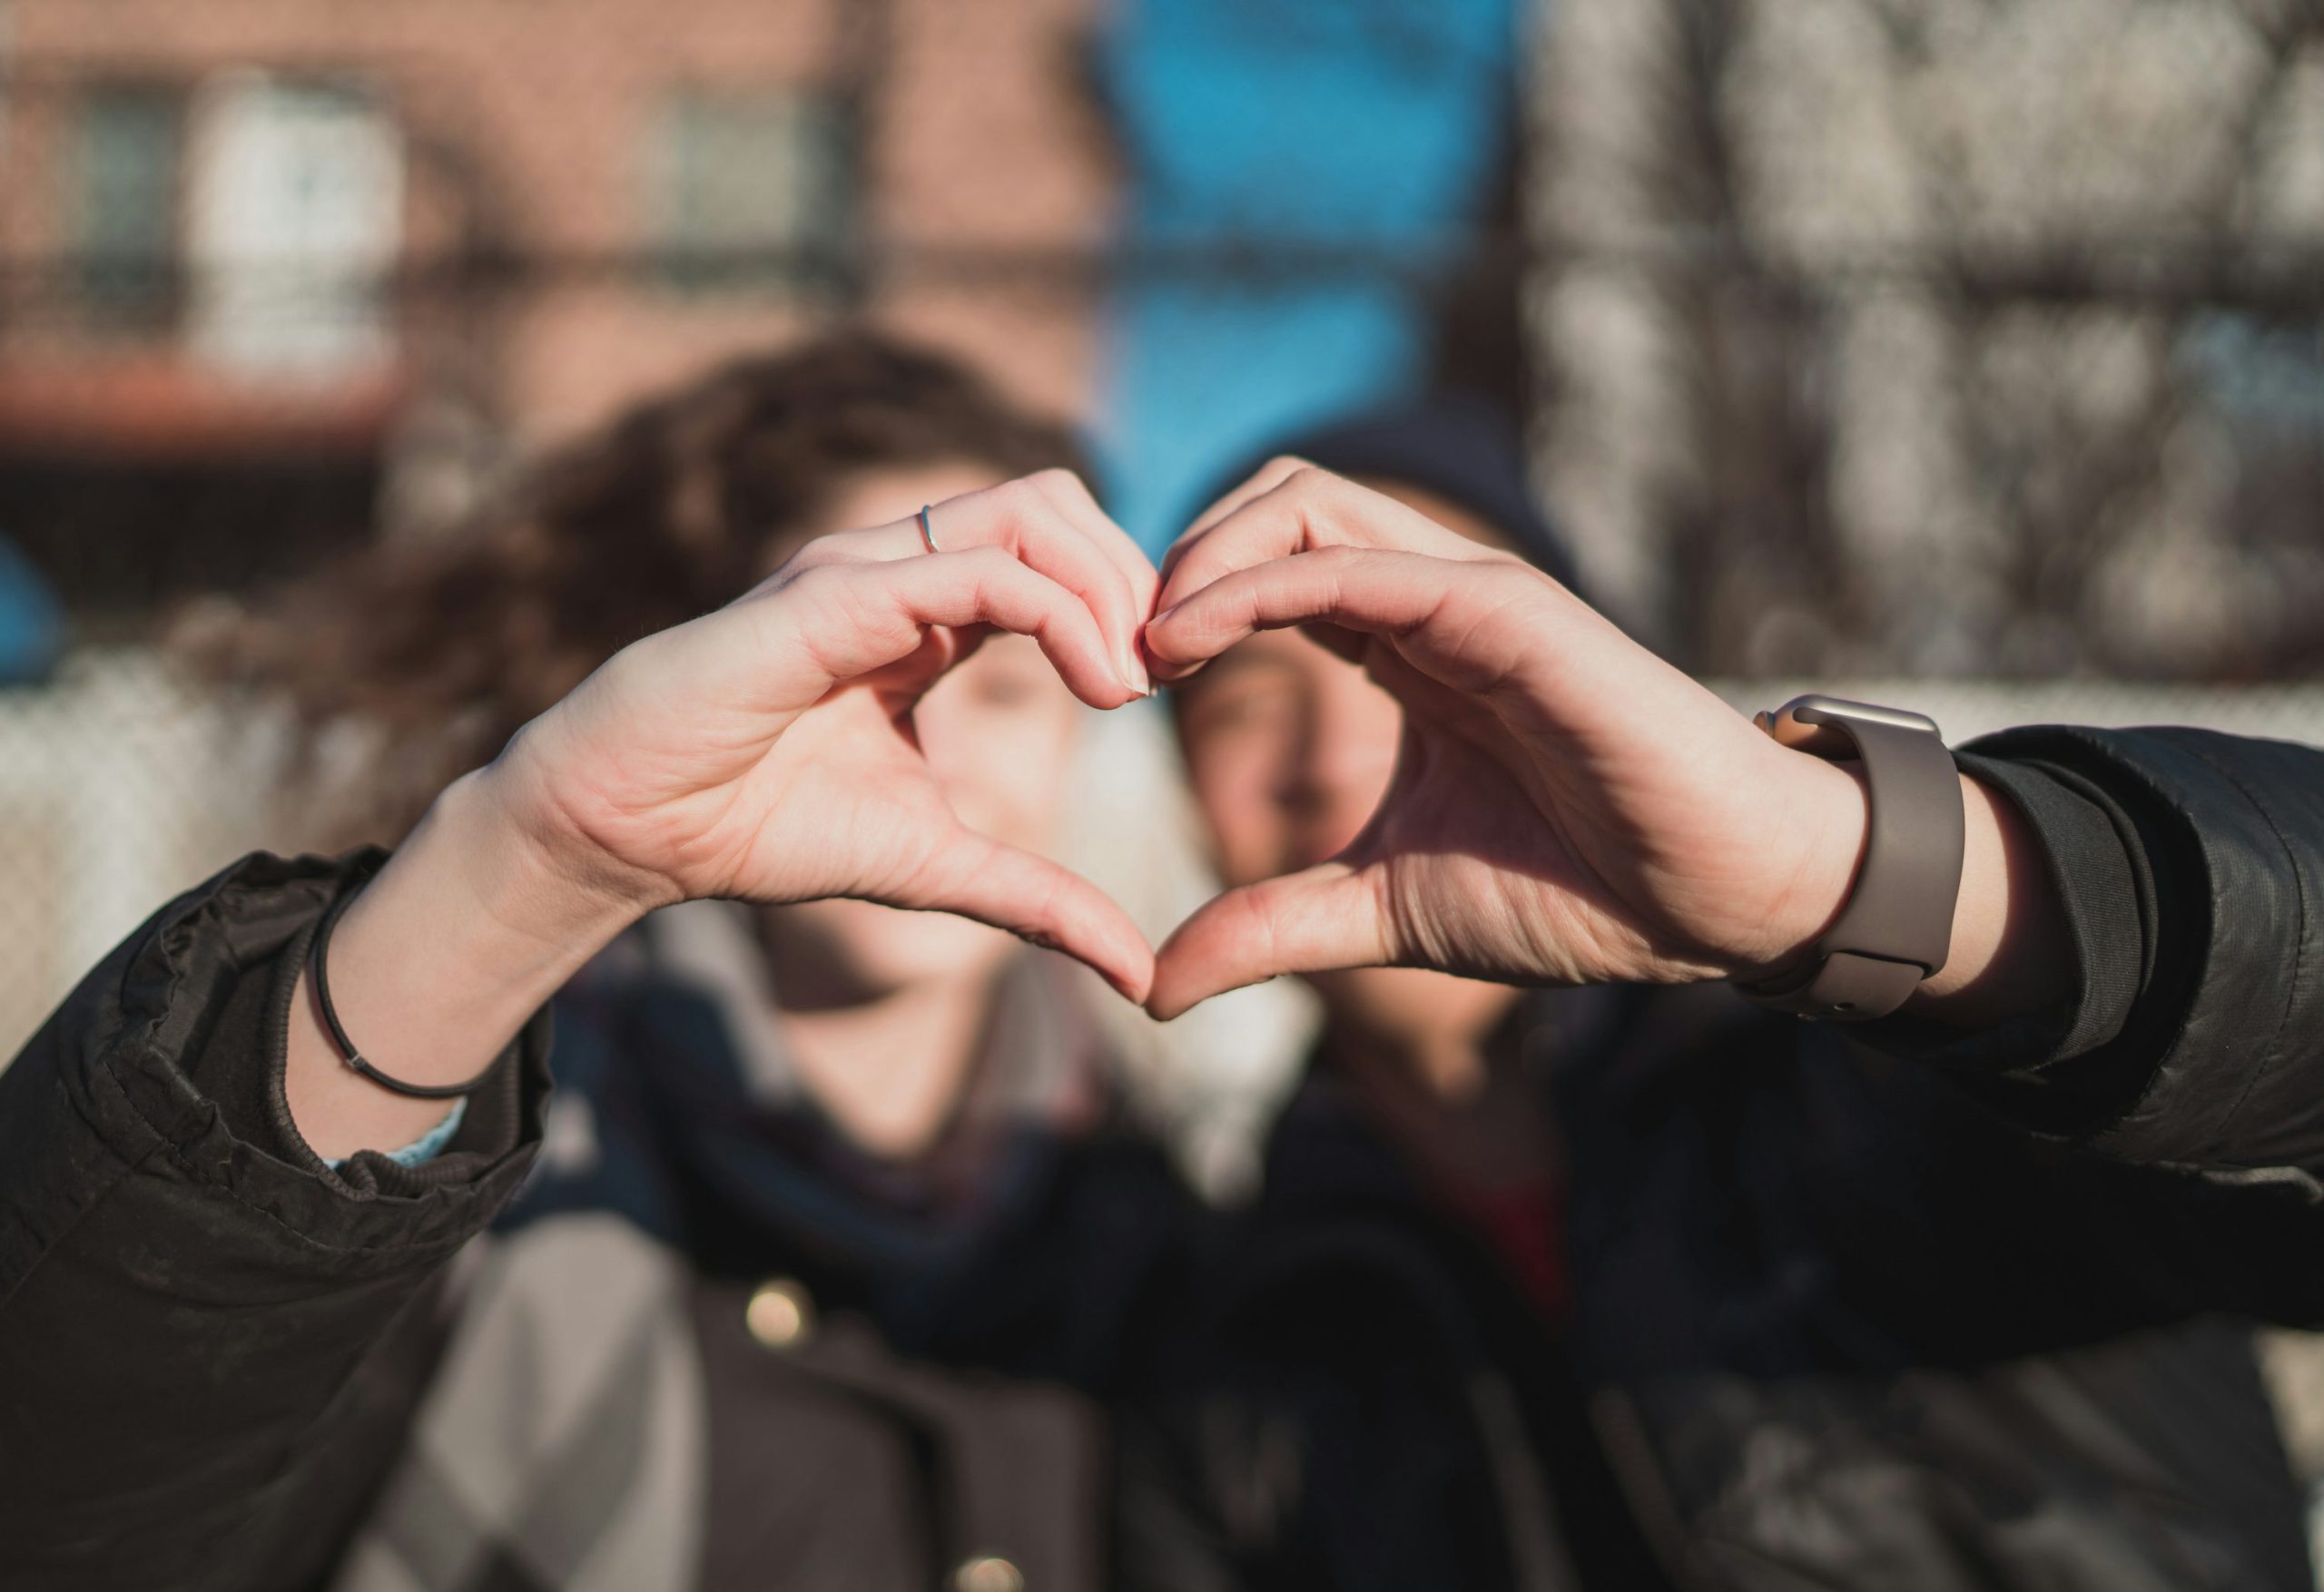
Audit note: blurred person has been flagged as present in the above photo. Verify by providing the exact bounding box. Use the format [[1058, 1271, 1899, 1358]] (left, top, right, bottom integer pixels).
[[66, 333, 1226, 1590], [8, 383, 2324, 1592], [1142, 399, 2319, 1591]]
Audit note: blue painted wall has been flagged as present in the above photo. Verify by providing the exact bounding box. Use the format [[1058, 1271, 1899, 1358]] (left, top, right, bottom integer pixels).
[[1097, 0, 1519, 551], [0, 538, 63, 686]]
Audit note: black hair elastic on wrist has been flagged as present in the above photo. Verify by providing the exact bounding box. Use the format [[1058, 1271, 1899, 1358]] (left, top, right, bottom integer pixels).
[[308, 887, 499, 1100]]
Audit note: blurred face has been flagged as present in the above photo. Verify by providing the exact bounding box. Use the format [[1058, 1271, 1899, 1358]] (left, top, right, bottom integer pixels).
[[1174, 481, 1523, 1063], [758, 461, 1086, 1000]]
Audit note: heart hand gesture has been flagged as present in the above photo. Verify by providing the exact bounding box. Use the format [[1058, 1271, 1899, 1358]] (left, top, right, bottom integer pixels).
[[1138, 463, 1870, 1018], [496, 471, 1161, 1001]]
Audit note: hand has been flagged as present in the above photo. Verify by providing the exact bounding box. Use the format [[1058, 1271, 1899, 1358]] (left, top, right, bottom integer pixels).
[[494, 469, 1161, 998], [1141, 462, 1873, 1018], [291, 471, 1162, 1161]]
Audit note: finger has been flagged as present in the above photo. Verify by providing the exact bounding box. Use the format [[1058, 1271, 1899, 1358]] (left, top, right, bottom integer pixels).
[[1155, 465, 1494, 615], [782, 546, 1141, 710], [1187, 455, 1312, 539], [1154, 454, 1311, 595], [901, 827, 1157, 1004], [1148, 471, 1504, 684], [1015, 469, 1157, 693], [1144, 547, 1551, 697], [1029, 468, 1160, 634], [936, 475, 1150, 693], [799, 475, 1152, 694], [1146, 863, 1388, 1020]]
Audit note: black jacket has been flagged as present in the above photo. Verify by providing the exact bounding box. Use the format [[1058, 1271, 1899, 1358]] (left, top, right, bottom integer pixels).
[[5, 726, 2324, 1590], [507, 922, 1218, 1588], [1111, 727, 2324, 1591]]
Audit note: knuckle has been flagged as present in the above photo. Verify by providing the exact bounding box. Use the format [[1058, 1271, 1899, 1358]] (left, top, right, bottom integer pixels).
[[769, 540, 836, 583], [798, 563, 897, 632], [988, 479, 1059, 545], [955, 545, 1021, 600], [1283, 462, 1341, 497], [945, 478, 1008, 529], [1486, 558, 1553, 601], [769, 565, 884, 661], [781, 561, 849, 605]]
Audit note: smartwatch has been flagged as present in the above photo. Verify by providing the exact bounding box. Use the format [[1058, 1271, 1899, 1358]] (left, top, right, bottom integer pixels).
[[1735, 695, 1965, 1020]]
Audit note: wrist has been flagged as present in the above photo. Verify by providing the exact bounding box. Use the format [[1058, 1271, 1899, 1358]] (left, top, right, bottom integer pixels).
[[1732, 748, 1871, 983], [330, 767, 647, 1076], [1905, 775, 2072, 1023], [1735, 762, 2067, 1027], [285, 768, 647, 1161], [425, 763, 657, 961], [474, 730, 685, 923]]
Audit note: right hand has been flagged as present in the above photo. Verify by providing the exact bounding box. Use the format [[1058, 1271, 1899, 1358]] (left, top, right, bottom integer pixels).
[[1141, 463, 1871, 1017], [488, 470, 1161, 999]]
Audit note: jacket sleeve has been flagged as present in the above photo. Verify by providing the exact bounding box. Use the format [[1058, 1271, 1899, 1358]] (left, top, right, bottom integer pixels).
[[1864, 725, 2324, 1175], [0, 850, 551, 1592]]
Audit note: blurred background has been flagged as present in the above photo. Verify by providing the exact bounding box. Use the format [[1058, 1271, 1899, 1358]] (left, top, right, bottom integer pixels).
[[0, 0, 2320, 1185], [2, 0, 2324, 1558]]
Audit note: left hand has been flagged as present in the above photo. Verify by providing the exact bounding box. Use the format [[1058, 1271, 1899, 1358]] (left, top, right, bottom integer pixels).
[[1140, 462, 1874, 1018], [289, 472, 1159, 1160], [495, 470, 1161, 997]]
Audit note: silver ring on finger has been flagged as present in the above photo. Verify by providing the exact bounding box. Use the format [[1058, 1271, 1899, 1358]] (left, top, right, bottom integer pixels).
[[916, 505, 940, 555]]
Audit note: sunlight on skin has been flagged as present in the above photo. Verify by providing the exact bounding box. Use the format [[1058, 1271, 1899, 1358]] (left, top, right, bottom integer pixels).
[[1144, 465, 2066, 1027], [285, 469, 1156, 1161], [753, 462, 1091, 1159], [283, 463, 2065, 1163]]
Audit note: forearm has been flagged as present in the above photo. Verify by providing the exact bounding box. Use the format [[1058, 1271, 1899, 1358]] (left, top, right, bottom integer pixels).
[[1763, 754, 2073, 1031], [1903, 771, 2073, 1025], [286, 763, 646, 1161], [0, 852, 552, 1585], [1882, 725, 2324, 1170]]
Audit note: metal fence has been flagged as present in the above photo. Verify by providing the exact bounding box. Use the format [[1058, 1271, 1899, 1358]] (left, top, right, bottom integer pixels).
[[2, 0, 2317, 663], [0, 654, 284, 1055], [0, 652, 1324, 1200], [10, 654, 2324, 1069], [1527, 0, 2324, 679]]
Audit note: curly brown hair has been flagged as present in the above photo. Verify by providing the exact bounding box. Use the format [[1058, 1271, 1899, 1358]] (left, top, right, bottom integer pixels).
[[199, 330, 1090, 843]]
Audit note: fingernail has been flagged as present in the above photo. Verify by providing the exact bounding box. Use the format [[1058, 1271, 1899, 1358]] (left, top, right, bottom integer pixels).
[[1119, 644, 1151, 698]]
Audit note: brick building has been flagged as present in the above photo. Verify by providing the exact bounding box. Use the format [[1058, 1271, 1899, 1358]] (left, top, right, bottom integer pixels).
[[0, 0, 1113, 622]]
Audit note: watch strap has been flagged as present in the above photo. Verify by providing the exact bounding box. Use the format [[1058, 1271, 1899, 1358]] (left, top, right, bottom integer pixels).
[[1738, 697, 1965, 1019]]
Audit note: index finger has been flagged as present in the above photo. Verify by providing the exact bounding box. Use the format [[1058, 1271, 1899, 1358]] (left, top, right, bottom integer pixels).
[[1153, 467, 1502, 614], [1154, 454, 1312, 596], [1148, 468, 1510, 682], [1029, 467, 1160, 626], [1145, 545, 1555, 700], [791, 472, 1156, 693]]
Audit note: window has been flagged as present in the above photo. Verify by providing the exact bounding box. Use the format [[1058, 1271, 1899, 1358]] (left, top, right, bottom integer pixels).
[[185, 75, 403, 378], [645, 88, 856, 296], [65, 84, 184, 334]]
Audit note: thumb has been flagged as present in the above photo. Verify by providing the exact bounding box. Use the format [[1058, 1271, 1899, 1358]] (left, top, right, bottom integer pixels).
[[897, 827, 1157, 1005], [1147, 863, 1389, 1020]]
